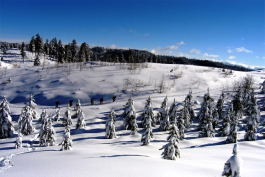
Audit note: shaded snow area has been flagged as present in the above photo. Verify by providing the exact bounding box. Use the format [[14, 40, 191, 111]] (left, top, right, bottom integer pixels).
[[0, 49, 265, 177]]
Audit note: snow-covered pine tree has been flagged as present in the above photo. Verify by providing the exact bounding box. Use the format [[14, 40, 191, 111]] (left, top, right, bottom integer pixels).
[[106, 111, 116, 139], [0, 96, 15, 139], [177, 108, 185, 140], [222, 143, 242, 177], [262, 80, 265, 94], [185, 90, 195, 122], [168, 99, 178, 124], [244, 107, 259, 141], [160, 108, 170, 131], [160, 135, 180, 160], [219, 106, 232, 137], [130, 118, 138, 135], [141, 118, 154, 145], [39, 116, 56, 146], [183, 99, 191, 127], [59, 126, 72, 151], [39, 108, 48, 124], [28, 95, 38, 119], [53, 108, 60, 122], [212, 108, 219, 129], [167, 123, 180, 142], [141, 96, 155, 128], [73, 99, 82, 118], [158, 96, 168, 125], [232, 89, 244, 119], [76, 110, 86, 129], [217, 92, 225, 120], [110, 109, 116, 122], [18, 105, 35, 135], [197, 89, 214, 131], [199, 109, 215, 138], [34, 55, 40, 66], [123, 97, 137, 130], [226, 112, 238, 143], [62, 106, 72, 127], [15, 133, 23, 149]]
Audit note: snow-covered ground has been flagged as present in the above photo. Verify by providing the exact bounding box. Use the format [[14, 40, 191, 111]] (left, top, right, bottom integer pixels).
[[0, 49, 264, 176]]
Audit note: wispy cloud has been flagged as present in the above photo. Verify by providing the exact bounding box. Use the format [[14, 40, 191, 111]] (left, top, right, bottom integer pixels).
[[227, 49, 233, 53], [228, 56, 235, 60], [176, 41, 185, 45], [241, 38, 244, 40], [235, 47, 253, 53], [203, 53, 219, 58], [157, 45, 179, 50], [129, 29, 136, 33], [106, 44, 129, 50], [263, 57, 265, 59], [136, 33, 149, 37], [189, 49, 201, 54], [256, 56, 259, 59]]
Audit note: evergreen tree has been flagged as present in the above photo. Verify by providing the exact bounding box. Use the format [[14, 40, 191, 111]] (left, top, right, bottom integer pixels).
[[34, 55, 40, 66], [160, 108, 170, 131], [18, 105, 35, 135], [43, 39, 49, 57], [71, 39, 78, 62], [20, 42, 26, 63], [183, 99, 191, 127], [160, 135, 180, 160], [244, 107, 259, 141], [262, 80, 265, 94], [64, 44, 72, 63], [168, 99, 178, 124], [177, 108, 185, 140], [219, 106, 232, 137], [212, 108, 219, 129], [28, 95, 38, 119], [39, 108, 48, 124], [29, 36, 35, 55], [0, 96, 15, 139], [141, 96, 155, 128], [78, 42, 89, 62], [59, 125, 72, 151], [167, 123, 180, 142], [141, 119, 154, 145], [197, 89, 214, 130], [57, 40, 65, 63], [226, 112, 238, 143], [15, 133, 23, 149], [35, 33, 43, 55], [105, 110, 116, 139], [130, 118, 138, 135], [232, 89, 244, 119], [185, 90, 195, 122], [199, 109, 215, 138], [39, 116, 56, 146], [222, 144, 242, 177], [158, 96, 168, 125], [76, 110, 86, 129], [62, 106, 72, 127], [123, 97, 137, 130], [217, 92, 225, 120], [53, 108, 60, 122]]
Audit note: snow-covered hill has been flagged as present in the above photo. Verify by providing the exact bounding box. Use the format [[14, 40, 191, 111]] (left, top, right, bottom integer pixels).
[[0, 49, 264, 177]]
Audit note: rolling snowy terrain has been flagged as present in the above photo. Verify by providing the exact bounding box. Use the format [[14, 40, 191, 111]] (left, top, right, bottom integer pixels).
[[0, 49, 265, 177]]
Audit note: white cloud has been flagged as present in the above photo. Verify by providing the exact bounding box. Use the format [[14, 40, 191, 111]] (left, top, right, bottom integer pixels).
[[136, 33, 149, 37], [227, 49, 233, 53], [155, 45, 179, 51], [241, 38, 244, 40], [203, 53, 219, 58], [189, 49, 201, 54], [263, 57, 265, 59], [106, 44, 129, 50], [228, 56, 235, 60], [176, 41, 185, 45], [175, 52, 189, 58], [129, 29, 136, 33], [235, 47, 253, 53], [255, 56, 259, 58]]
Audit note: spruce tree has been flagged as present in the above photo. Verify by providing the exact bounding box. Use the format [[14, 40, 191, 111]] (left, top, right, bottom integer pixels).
[[212, 108, 219, 129], [185, 90, 195, 122], [20, 42, 26, 63], [35, 33, 43, 55], [199, 109, 215, 138], [39, 108, 48, 124], [28, 95, 38, 119], [178, 108, 186, 140], [59, 125, 72, 151], [106, 111, 116, 139], [39, 116, 56, 146], [141, 96, 155, 128], [53, 108, 60, 122], [76, 110, 86, 129], [244, 107, 259, 141], [0, 96, 15, 139], [168, 99, 178, 124], [158, 96, 168, 125], [141, 118, 154, 145], [219, 107, 232, 137], [217, 92, 225, 120], [160, 132, 180, 160], [222, 144, 242, 177], [29, 36, 35, 55], [57, 40, 65, 63], [62, 106, 72, 127], [71, 39, 78, 62], [226, 112, 238, 143], [232, 88, 244, 119], [123, 97, 137, 130], [183, 99, 191, 127], [18, 105, 35, 135], [160, 108, 170, 131]]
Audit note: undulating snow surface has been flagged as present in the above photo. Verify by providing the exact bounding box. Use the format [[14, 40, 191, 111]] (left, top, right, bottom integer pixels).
[[0, 49, 265, 176]]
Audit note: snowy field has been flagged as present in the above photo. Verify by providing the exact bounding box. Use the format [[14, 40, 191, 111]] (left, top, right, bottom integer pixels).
[[0, 49, 265, 177]]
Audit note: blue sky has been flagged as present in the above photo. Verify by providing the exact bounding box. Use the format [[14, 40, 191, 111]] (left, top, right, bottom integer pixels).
[[0, 0, 264, 67]]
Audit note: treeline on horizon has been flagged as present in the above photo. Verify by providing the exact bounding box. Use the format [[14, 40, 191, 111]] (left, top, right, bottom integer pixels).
[[0, 34, 252, 71]]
